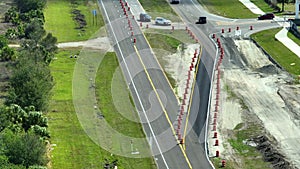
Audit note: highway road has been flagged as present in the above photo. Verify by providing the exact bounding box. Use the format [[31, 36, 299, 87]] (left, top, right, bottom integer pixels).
[[96, 0, 283, 168], [97, 0, 210, 168]]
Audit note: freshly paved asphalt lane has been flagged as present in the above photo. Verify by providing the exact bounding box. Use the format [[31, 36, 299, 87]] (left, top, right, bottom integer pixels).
[[97, 0, 203, 168]]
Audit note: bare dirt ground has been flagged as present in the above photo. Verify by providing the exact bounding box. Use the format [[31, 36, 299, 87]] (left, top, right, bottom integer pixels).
[[158, 43, 200, 99], [209, 37, 300, 168]]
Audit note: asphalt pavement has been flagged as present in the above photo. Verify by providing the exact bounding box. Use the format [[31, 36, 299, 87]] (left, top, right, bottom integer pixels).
[[98, 0, 199, 168]]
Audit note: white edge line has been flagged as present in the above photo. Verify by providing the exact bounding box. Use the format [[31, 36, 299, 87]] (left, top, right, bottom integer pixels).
[[98, 0, 170, 169], [204, 33, 219, 169]]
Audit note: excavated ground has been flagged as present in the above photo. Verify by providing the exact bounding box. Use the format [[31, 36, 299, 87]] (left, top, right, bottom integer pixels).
[[217, 37, 300, 169]]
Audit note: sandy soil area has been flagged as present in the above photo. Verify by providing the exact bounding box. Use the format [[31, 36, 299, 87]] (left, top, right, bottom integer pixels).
[[162, 43, 200, 100], [209, 38, 300, 168]]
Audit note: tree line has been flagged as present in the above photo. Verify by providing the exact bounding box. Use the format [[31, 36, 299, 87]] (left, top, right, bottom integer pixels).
[[0, 0, 57, 168]]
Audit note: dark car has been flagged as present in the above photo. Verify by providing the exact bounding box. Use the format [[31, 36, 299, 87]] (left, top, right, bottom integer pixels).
[[196, 17, 207, 24], [258, 13, 275, 20], [170, 0, 180, 4], [139, 13, 151, 22]]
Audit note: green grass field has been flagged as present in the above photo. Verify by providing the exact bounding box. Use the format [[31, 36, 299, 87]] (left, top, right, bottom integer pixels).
[[48, 50, 156, 169], [197, 0, 257, 18], [251, 28, 300, 76], [44, 0, 104, 42]]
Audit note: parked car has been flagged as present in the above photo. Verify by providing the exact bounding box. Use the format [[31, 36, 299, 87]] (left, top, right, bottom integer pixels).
[[258, 13, 275, 20], [139, 13, 151, 22], [155, 17, 171, 25]]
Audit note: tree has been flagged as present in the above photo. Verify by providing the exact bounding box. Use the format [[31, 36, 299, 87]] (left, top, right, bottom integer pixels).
[[1, 130, 47, 168], [5, 28, 18, 40], [15, 0, 46, 13], [6, 60, 54, 111], [0, 36, 8, 49], [19, 10, 45, 23], [0, 46, 15, 61], [24, 19, 45, 42], [0, 105, 50, 138], [0, 35, 15, 61], [4, 7, 19, 24], [39, 33, 58, 64]]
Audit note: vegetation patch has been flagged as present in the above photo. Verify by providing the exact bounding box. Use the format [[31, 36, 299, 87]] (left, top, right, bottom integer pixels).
[[251, 28, 300, 76], [227, 122, 270, 169]]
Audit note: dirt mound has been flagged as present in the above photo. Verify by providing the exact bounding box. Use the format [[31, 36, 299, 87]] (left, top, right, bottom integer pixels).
[[253, 135, 291, 169]]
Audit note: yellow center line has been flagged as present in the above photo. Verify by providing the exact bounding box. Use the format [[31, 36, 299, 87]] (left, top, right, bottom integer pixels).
[[183, 46, 203, 150], [133, 45, 193, 169]]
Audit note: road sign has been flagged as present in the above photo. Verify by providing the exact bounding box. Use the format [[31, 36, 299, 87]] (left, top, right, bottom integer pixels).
[[92, 9, 97, 16]]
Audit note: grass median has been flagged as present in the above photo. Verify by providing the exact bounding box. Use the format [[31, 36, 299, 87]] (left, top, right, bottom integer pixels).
[[48, 50, 156, 169], [44, 0, 104, 42], [95, 52, 147, 138], [251, 28, 300, 77]]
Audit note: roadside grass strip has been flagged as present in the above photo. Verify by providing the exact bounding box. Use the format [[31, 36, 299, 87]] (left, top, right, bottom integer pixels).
[[197, 0, 257, 18]]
